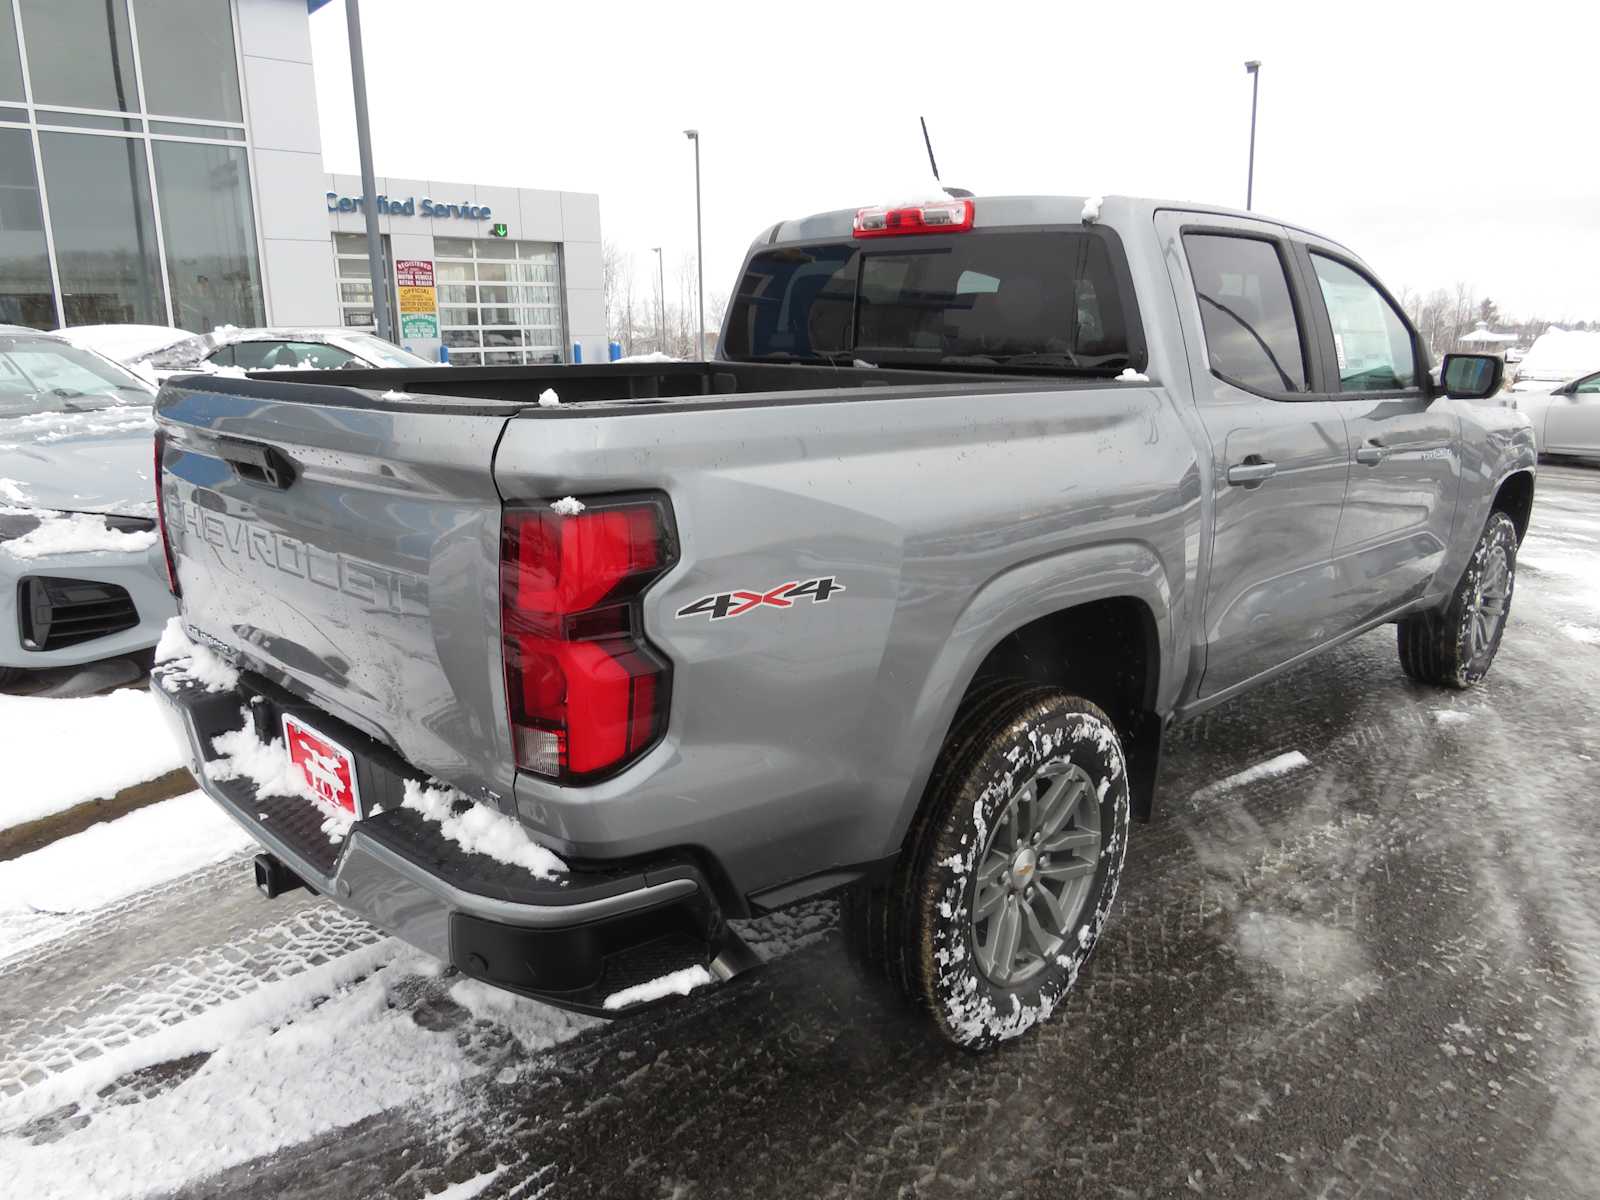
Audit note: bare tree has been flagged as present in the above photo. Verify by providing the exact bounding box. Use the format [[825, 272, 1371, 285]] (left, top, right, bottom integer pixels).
[[601, 241, 638, 355]]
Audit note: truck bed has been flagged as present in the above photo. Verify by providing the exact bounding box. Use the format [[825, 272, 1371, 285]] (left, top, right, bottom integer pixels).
[[202, 359, 1064, 413]]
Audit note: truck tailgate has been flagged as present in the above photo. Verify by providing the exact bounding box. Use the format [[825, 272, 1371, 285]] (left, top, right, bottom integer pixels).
[[156, 376, 523, 802]]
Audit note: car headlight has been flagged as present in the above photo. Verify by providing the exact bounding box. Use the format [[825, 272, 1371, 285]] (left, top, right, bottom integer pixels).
[[0, 510, 42, 541]]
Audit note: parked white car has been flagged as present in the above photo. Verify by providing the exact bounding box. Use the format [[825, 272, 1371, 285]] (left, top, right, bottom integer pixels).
[[1513, 370, 1600, 460], [1511, 327, 1600, 393], [59, 325, 432, 380]]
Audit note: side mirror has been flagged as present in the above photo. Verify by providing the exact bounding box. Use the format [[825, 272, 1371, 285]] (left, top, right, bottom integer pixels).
[[1439, 353, 1504, 400]]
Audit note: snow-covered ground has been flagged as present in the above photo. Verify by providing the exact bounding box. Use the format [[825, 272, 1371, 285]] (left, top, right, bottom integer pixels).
[[0, 689, 185, 834], [0, 793, 251, 962]]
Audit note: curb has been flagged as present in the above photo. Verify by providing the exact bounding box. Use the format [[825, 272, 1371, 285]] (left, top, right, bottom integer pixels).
[[0, 769, 196, 862]]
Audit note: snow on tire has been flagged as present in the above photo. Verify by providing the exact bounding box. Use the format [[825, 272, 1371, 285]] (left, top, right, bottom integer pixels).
[[903, 689, 1129, 1051]]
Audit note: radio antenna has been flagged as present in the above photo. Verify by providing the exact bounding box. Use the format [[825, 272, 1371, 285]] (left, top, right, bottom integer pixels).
[[920, 117, 972, 198]]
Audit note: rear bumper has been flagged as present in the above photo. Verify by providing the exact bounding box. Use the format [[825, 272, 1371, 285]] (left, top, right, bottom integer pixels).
[[151, 662, 737, 1014]]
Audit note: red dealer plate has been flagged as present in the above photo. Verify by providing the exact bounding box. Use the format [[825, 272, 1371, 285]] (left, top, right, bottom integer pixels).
[[282, 714, 362, 817]]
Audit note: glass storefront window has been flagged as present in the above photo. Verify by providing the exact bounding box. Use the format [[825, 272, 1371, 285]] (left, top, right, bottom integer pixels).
[[0, 5, 23, 101], [132, 1, 242, 121], [20, 0, 139, 112], [41, 132, 163, 325], [152, 141, 263, 330], [0, 129, 53, 328]]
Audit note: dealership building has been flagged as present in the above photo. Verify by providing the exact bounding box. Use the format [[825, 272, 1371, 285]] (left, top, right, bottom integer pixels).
[[0, 0, 605, 365]]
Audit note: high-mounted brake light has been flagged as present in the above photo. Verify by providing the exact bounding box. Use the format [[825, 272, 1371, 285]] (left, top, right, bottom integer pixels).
[[853, 198, 974, 238], [500, 497, 676, 781], [153, 430, 181, 597]]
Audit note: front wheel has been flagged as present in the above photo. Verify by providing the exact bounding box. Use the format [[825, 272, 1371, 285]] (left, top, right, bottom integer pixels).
[[851, 688, 1130, 1051], [1398, 510, 1518, 689]]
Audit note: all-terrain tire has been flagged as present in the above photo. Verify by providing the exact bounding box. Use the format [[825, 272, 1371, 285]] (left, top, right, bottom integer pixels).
[[848, 687, 1130, 1051], [1398, 510, 1518, 689]]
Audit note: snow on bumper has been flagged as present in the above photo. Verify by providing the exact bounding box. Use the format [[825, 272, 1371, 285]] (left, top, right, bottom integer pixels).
[[149, 661, 726, 1015]]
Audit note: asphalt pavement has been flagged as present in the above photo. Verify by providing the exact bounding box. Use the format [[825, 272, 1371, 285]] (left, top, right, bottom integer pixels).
[[4, 465, 1599, 1200]]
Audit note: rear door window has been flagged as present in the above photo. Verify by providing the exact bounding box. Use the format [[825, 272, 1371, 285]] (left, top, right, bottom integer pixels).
[[724, 231, 1139, 371], [1308, 254, 1419, 392], [1182, 233, 1307, 395]]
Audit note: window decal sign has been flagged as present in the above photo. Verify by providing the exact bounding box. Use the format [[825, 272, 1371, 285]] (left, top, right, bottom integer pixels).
[[675, 577, 845, 621]]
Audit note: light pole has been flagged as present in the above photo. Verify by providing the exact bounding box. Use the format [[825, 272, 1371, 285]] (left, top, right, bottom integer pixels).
[[346, 0, 393, 342], [683, 129, 705, 358], [1245, 60, 1261, 211], [651, 246, 665, 353]]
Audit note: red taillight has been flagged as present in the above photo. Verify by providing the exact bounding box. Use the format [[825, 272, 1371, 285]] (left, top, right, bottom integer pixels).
[[500, 498, 676, 781], [853, 198, 974, 238], [153, 429, 181, 597]]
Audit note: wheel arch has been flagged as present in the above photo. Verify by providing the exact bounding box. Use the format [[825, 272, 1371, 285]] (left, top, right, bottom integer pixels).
[[1491, 468, 1535, 544], [889, 543, 1177, 858]]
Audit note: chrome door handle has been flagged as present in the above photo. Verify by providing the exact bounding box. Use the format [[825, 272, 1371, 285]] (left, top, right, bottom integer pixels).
[[1226, 459, 1278, 486], [1355, 442, 1389, 465]]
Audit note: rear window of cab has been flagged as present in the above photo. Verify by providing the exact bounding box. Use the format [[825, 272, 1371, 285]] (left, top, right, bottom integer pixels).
[[724, 230, 1143, 374]]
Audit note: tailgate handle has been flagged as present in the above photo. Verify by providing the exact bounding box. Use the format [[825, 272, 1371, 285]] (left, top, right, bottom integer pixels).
[[218, 438, 297, 489]]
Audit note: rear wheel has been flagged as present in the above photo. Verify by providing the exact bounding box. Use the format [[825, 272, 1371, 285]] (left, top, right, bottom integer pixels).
[[1398, 511, 1518, 688], [849, 687, 1130, 1050]]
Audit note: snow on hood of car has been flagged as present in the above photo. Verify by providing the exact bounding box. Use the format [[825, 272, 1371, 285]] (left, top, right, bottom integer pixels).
[[54, 323, 194, 364], [0, 404, 157, 518]]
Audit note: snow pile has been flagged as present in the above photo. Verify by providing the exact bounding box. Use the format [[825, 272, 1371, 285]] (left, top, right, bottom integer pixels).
[[380, 388, 411, 400], [549, 496, 585, 516], [1115, 367, 1151, 382], [537, 387, 560, 407], [205, 712, 354, 843], [0, 477, 27, 502], [1, 511, 156, 559], [210, 364, 248, 379], [1191, 750, 1311, 801], [611, 351, 680, 363], [1, 405, 154, 449], [401, 779, 567, 879], [154, 618, 239, 693], [853, 358, 878, 369], [1081, 195, 1103, 223], [0, 689, 186, 833], [0, 943, 493, 1197], [426, 1169, 508, 1200], [0, 793, 251, 929], [602, 964, 714, 1011], [1515, 327, 1600, 383]]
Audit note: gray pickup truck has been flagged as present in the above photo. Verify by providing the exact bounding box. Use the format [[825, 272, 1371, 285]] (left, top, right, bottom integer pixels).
[[150, 194, 1534, 1049]]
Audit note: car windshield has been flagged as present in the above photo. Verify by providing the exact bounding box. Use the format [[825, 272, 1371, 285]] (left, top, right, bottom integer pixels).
[[723, 230, 1139, 373], [335, 333, 433, 368], [145, 333, 222, 370], [0, 337, 153, 418]]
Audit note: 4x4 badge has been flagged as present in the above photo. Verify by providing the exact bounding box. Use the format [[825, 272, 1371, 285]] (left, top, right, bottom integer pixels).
[[675, 576, 845, 621]]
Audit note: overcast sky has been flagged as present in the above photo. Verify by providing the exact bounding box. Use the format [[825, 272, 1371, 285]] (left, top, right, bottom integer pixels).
[[310, 0, 1599, 326]]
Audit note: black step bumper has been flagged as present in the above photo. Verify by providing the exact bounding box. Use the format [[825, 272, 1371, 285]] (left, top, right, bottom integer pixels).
[[151, 661, 745, 1015]]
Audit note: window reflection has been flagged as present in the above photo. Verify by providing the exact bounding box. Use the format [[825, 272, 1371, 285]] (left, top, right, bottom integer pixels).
[[0, 4, 23, 101], [0, 129, 55, 328], [152, 141, 264, 330], [133, 0, 242, 121], [19, 0, 139, 112], [41, 132, 163, 325]]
